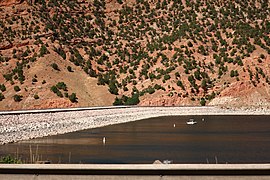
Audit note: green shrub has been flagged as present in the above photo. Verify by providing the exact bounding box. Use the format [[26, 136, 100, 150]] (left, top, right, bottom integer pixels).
[[123, 86, 128, 91], [50, 86, 58, 93], [177, 80, 185, 90], [187, 41, 193, 47], [200, 98, 206, 106], [117, 0, 123, 4], [54, 47, 66, 59], [4, 74, 13, 82], [56, 91, 63, 97], [230, 70, 235, 77], [56, 82, 67, 91], [32, 78, 38, 83], [51, 63, 60, 71], [113, 97, 123, 106], [0, 93, 4, 101], [34, 94, 39, 99], [163, 74, 171, 81], [40, 45, 48, 57], [108, 82, 119, 95], [67, 66, 73, 72], [201, 79, 207, 90], [69, 93, 78, 103], [148, 87, 155, 94], [13, 95, 22, 102], [260, 54, 265, 59], [0, 155, 21, 164], [0, 84, 6, 92], [125, 94, 140, 105], [14, 86, 20, 92]]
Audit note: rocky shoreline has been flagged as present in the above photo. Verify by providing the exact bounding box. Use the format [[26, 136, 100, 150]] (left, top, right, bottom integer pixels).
[[1, 106, 270, 145]]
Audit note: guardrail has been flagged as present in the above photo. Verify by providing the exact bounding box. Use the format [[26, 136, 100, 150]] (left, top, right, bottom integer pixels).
[[0, 164, 270, 175]]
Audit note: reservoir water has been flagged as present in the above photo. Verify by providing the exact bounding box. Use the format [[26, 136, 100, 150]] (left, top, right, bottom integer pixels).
[[1, 115, 270, 164]]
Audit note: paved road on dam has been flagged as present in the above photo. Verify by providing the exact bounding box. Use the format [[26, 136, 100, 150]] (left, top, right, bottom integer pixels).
[[0, 164, 270, 179]]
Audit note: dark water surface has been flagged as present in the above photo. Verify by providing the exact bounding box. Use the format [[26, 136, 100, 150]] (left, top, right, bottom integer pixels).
[[1, 115, 270, 164]]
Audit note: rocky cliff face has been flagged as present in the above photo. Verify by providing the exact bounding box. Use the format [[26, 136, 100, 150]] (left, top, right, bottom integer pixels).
[[0, 0, 23, 6]]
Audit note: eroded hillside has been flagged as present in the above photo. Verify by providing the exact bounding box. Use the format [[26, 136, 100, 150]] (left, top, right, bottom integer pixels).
[[1, 0, 270, 110]]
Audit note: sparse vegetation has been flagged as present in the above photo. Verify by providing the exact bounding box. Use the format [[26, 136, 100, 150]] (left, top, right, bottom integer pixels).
[[0, 155, 21, 164], [1, 0, 270, 108]]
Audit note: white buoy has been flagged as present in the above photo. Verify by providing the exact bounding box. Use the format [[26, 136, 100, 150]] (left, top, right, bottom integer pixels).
[[173, 124, 176, 127], [202, 118, 205, 121], [102, 137, 106, 144]]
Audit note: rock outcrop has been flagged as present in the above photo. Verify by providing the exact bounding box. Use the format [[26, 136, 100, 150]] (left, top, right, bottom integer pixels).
[[0, 0, 23, 6], [0, 40, 12, 50]]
